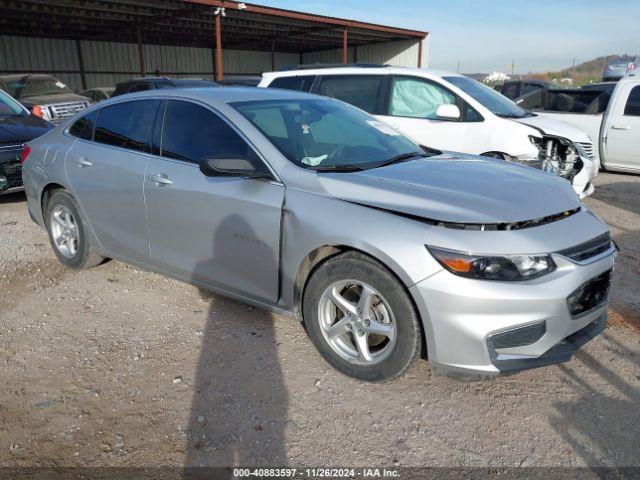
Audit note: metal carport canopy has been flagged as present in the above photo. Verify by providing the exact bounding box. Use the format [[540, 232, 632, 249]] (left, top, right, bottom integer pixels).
[[0, 0, 428, 80]]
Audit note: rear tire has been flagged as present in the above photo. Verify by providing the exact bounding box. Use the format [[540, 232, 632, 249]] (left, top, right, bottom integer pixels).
[[303, 251, 422, 382], [45, 190, 104, 269]]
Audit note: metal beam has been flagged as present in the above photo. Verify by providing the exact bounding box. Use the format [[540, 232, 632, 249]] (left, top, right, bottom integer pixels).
[[184, 0, 427, 38]]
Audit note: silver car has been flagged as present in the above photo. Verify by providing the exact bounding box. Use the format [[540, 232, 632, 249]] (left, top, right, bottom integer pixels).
[[22, 87, 616, 381], [603, 57, 636, 81]]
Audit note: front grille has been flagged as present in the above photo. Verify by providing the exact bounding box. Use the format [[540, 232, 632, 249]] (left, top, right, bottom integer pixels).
[[49, 101, 88, 119], [567, 269, 612, 317], [557, 233, 612, 262], [0, 160, 23, 188], [490, 322, 547, 350], [577, 142, 596, 161]]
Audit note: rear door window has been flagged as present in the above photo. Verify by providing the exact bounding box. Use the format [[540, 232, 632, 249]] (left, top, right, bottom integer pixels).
[[523, 83, 541, 94], [93, 99, 159, 152], [160, 100, 268, 174], [624, 86, 640, 116], [317, 75, 386, 114], [268, 76, 315, 92]]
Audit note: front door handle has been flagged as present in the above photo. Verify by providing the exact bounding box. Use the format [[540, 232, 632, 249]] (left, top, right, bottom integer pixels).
[[611, 125, 631, 130], [149, 174, 173, 186], [76, 158, 92, 167]]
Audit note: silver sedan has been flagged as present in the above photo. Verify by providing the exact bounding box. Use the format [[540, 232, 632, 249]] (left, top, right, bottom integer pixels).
[[21, 87, 616, 381]]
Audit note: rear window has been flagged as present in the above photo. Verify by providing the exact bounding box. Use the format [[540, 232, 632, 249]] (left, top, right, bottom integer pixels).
[[69, 110, 98, 140], [624, 86, 640, 116], [268, 76, 315, 92], [317, 75, 386, 114], [502, 83, 520, 99], [94, 99, 159, 152]]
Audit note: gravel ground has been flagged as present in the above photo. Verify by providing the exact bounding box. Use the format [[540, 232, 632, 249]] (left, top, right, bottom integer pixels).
[[0, 172, 639, 468]]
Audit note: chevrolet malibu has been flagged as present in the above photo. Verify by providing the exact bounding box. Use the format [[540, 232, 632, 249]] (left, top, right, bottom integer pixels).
[[22, 87, 616, 382]]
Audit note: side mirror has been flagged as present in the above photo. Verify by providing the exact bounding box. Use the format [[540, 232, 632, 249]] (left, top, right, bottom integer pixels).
[[436, 104, 461, 121], [199, 154, 270, 179]]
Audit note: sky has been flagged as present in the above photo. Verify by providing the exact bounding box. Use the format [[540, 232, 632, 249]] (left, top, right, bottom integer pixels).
[[251, 0, 640, 74]]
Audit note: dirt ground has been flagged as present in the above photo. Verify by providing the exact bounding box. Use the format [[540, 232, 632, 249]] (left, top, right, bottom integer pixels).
[[0, 172, 639, 468]]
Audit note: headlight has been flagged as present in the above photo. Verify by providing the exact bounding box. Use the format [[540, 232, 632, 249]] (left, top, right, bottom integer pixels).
[[428, 246, 556, 281]]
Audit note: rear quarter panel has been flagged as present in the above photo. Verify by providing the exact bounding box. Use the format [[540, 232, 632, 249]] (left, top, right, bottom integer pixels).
[[23, 128, 76, 227]]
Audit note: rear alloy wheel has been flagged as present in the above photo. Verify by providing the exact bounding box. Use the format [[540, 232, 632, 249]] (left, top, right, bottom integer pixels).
[[50, 205, 80, 259], [303, 252, 422, 382], [45, 190, 104, 269]]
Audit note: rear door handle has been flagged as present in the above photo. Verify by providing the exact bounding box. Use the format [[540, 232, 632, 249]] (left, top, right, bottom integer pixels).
[[149, 174, 173, 186], [76, 158, 92, 167], [611, 125, 631, 130]]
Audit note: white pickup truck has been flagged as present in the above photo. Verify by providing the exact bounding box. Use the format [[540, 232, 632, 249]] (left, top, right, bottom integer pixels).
[[535, 76, 640, 173]]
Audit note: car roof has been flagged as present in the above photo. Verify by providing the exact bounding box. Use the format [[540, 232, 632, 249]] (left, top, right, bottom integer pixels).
[[262, 66, 461, 81], [98, 85, 321, 106]]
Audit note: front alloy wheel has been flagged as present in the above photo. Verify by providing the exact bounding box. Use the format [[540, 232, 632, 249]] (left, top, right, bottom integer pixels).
[[318, 280, 397, 365], [303, 251, 422, 382]]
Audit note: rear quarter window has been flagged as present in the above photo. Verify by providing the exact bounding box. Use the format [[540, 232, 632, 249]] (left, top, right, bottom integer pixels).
[[68, 110, 98, 141], [93, 99, 159, 152], [268, 76, 315, 92]]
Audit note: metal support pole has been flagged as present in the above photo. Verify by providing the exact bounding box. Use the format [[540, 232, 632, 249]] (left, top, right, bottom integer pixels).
[[342, 28, 348, 64], [211, 48, 216, 80], [76, 39, 87, 90], [215, 13, 223, 81], [417, 39, 423, 68], [271, 39, 276, 71], [137, 27, 145, 76]]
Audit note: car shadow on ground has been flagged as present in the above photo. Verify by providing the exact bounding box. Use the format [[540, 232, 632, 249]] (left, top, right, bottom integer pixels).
[[0, 191, 26, 204], [550, 344, 640, 468], [184, 215, 289, 472]]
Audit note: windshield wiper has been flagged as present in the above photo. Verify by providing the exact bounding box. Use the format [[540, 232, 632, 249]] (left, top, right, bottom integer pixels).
[[371, 151, 430, 169], [313, 164, 366, 172]]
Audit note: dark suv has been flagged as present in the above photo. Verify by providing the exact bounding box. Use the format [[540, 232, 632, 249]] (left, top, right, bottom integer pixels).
[[0, 74, 90, 124]]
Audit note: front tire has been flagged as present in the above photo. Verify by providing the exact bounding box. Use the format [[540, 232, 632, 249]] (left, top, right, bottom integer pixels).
[[303, 251, 422, 382], [45, 190, 104, 269]]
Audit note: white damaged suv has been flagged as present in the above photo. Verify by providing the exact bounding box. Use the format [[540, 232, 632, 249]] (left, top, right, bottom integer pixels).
[[260, 66, 598, 197]]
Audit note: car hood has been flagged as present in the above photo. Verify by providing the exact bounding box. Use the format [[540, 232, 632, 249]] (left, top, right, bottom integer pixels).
[[516, 114, 591, 143], [18, 92, 90, 107], [0, 114, 52, 142], [317, 154, 581, 224]]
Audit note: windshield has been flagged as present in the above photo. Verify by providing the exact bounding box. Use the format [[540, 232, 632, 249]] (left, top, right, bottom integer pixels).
[[0, 89, 26, 116], [233, 98, 425, 170], [444, 76, 533, 118], [8, 76, 73, 99]]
